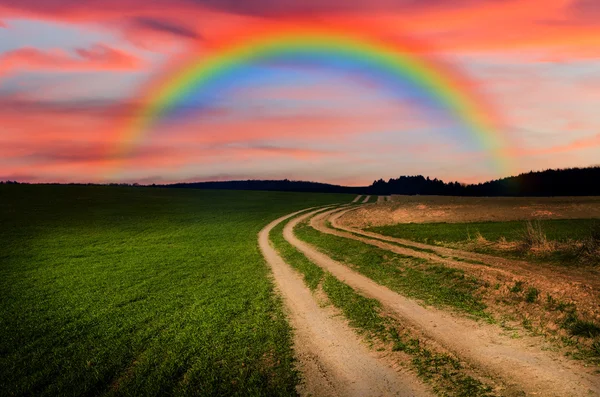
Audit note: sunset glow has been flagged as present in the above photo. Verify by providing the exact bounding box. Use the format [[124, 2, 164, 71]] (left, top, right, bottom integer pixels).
[[1, 1, 599, 184]]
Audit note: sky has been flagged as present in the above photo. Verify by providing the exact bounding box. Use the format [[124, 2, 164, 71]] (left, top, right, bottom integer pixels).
[[1, 0, 599, 186]]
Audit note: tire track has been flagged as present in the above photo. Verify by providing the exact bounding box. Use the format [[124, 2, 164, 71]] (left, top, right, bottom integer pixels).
[[361, 195, 371, 204], [259, 208, 433, 397], [351, 195, 362, 203], [284, 208, 600, 397], [327, 206, 600, 295]]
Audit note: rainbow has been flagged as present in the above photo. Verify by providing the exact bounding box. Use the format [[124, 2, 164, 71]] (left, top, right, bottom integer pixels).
[[114, 24, 509, 176]]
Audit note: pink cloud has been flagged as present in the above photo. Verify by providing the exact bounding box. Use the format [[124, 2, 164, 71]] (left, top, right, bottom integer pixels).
[[0, 44, 143, 76], [514, 133, 600, 157], [1, 0, 599, 57]]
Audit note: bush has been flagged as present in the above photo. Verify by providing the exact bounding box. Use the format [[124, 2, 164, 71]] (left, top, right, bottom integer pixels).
[[592, 339, 600, 357], [578, 222, 600, 265], [525, 287, 539, 303], [509, 281, 524, 293], [519, 220, 550, 251], [570, 320, 600, 338]]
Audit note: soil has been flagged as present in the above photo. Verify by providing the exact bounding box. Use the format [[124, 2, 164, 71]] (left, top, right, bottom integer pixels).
[[342, 196, 600, 227]]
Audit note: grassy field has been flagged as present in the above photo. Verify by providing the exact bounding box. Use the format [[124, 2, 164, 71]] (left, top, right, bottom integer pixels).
[[368, 219, 598, 244], [0, 185, 348, 396], [368, 219, 599, 266]]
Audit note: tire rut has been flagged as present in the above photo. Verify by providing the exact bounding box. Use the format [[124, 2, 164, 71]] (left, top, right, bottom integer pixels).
[[331, 206, 600, 291], [259, 208, 433, 397]]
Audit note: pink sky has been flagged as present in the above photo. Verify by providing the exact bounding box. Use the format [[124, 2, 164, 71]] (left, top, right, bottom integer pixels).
[[0, 0, 599, 185]]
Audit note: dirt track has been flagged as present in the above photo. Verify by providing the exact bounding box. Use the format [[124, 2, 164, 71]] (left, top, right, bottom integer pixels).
[[361, 195, 371, 203], [328, 206, 600, 320], [283, 208, 600, 397], [351, 195, 362, 203], [258, 208, 433, 397]]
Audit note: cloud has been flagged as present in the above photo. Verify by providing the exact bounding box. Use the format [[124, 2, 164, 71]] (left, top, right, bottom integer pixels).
[[0, 0, 494, 17], [130, 17, 200, 39], [0, 20, 6, 27], [119, 16, 202, 49], [2, 0, 600, 57], [0, 44, 143, 76], [570, 0, 600, 17], [514, 133, 600, 157]]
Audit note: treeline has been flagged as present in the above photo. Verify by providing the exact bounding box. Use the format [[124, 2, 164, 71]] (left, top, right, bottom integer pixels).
[[163, 167, 600, 196], [3, 166, 599, 196], [370, 167, 600, 196]]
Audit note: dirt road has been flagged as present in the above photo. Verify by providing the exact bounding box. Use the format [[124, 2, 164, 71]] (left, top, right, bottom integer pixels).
[[284, 208, 600, 397], [327, 206, 600, 313], [258, 208, 433, 397], [361, 195, 371, 203], [351, 195, 362, 203]]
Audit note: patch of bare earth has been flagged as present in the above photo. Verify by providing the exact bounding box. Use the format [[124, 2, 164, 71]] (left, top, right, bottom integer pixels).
[[344, 195, 600, 227], [258, 209, 433, 397], [288, 208, 600, 396]]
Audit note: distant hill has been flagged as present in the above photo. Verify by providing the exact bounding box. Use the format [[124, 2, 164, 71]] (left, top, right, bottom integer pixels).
[[162, 179, 364, 194], [4, 166, 599, 197]]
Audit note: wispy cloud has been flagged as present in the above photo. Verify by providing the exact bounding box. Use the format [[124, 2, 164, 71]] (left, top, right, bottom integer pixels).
[[0, 44, 143, 76]]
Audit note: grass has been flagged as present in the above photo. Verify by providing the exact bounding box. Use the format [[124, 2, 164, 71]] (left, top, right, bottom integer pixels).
[[389, 329, 494, 397], [294, 221, 490, 319], [568, 319, 600, 338], [368, 219, 599, 266], [270, 220, 324, 291], [366, 195, 378, 203], [270, 214, 386, 335], [369, 219, 597, 244], [509, 281, 524, 294], [525, 287, 539, 303], [270, 216, 495, 396], [0, 184, 349, 396]]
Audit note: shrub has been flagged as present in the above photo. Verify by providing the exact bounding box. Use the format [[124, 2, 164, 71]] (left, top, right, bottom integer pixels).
[[525, 287, 539, 303], [509, 281, 524, 294], [570, 320, 600, 338], [578, 222, 600, 265], [519, 220, 550, 251], [592, 339, 600, 357]]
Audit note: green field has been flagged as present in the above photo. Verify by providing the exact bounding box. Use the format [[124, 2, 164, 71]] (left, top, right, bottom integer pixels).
[[0, 185, 348, 396], [368, 219, 599, 265], [368, 219, 598, 244], [294, 221, 488, 318]]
